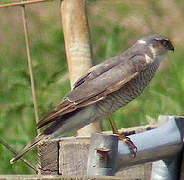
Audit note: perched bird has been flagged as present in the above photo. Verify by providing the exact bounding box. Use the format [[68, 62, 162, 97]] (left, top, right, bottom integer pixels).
[[10, 34, 174, 163]]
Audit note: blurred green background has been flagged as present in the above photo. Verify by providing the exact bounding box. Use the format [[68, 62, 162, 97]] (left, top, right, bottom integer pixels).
[[0, 0, 184, 174]]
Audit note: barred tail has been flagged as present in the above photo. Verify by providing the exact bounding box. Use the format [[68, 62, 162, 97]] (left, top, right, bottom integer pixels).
[[10, 134, 48, 164]]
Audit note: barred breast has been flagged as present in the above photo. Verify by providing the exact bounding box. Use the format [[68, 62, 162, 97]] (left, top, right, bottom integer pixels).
[[95, 62, 159, 117]]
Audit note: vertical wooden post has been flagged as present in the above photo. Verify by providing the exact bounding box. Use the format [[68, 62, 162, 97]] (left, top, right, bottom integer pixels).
[[60, 0, 101, 136]]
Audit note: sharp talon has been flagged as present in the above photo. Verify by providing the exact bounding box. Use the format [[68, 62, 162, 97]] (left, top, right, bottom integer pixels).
[[123, 136, 137, 158]]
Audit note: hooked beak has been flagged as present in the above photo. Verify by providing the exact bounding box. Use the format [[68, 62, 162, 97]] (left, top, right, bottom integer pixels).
[[168, 40, 174, 52]]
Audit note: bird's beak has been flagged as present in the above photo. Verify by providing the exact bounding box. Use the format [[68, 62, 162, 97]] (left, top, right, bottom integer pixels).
[[168, 41, 174, 52]]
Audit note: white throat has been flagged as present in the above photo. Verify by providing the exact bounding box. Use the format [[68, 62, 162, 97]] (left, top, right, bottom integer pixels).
[[138, 39, 146, 44]]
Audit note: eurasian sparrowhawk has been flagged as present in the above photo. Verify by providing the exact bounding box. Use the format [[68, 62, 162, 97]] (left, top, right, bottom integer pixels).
[[11, 34, 174, 163]]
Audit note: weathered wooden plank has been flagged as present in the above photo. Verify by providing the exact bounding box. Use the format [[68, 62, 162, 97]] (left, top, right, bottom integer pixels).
[[38, 139, 59, 174], [39, 136, 153, 179], [59, 137, 90, 175], [104, 125, 157, 136], [116, 162, 152, 180], [0, 175, 131, 180], [38, 125, 155, 178]]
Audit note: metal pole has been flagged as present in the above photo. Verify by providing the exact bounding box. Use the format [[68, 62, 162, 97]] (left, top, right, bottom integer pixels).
[[87, 116, 183, 176], [115, 116, 184, 171]]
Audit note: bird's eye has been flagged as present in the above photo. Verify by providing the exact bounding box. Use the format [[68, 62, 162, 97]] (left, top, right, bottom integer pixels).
[[160, 40, 169, 47]]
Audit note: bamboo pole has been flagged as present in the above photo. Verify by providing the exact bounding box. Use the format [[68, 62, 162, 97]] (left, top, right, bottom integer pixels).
[[21, 5, 40, 134], [60, 0, 101, 136], [21, 5, 42, 174], [0, 0, 55, 8]]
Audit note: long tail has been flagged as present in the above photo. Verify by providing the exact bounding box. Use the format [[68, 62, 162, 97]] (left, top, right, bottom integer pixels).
[[10, 134, 48, 164]]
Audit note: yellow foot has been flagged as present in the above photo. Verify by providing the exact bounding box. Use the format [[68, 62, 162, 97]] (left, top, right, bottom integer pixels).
[[119, 135, 137, 157], [108, 114, 137, 157]]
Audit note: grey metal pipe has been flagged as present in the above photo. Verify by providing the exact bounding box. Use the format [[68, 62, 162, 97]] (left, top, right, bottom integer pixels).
[[116, 115, 184, 171], [87, 115, 184, 176]]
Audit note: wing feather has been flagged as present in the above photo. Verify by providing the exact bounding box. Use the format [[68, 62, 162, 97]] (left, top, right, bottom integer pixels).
[[37, 54, 148, 129]]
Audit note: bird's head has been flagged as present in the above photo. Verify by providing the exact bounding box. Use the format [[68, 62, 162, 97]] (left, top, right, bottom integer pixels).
[[137, 34, 174, 57]]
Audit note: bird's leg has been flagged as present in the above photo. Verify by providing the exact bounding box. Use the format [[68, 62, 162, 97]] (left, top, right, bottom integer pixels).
[[108, 114, 137, 157]]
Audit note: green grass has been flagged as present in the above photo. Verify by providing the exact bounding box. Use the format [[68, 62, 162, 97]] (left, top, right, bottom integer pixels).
[[0, 0, 184, 174]]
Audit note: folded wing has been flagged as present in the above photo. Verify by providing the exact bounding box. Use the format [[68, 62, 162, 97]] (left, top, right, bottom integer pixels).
[[37, 54, 148, 129]]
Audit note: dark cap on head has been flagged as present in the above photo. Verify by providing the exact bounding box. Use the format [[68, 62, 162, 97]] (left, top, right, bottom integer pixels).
[[140, 34, 174, 52]]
